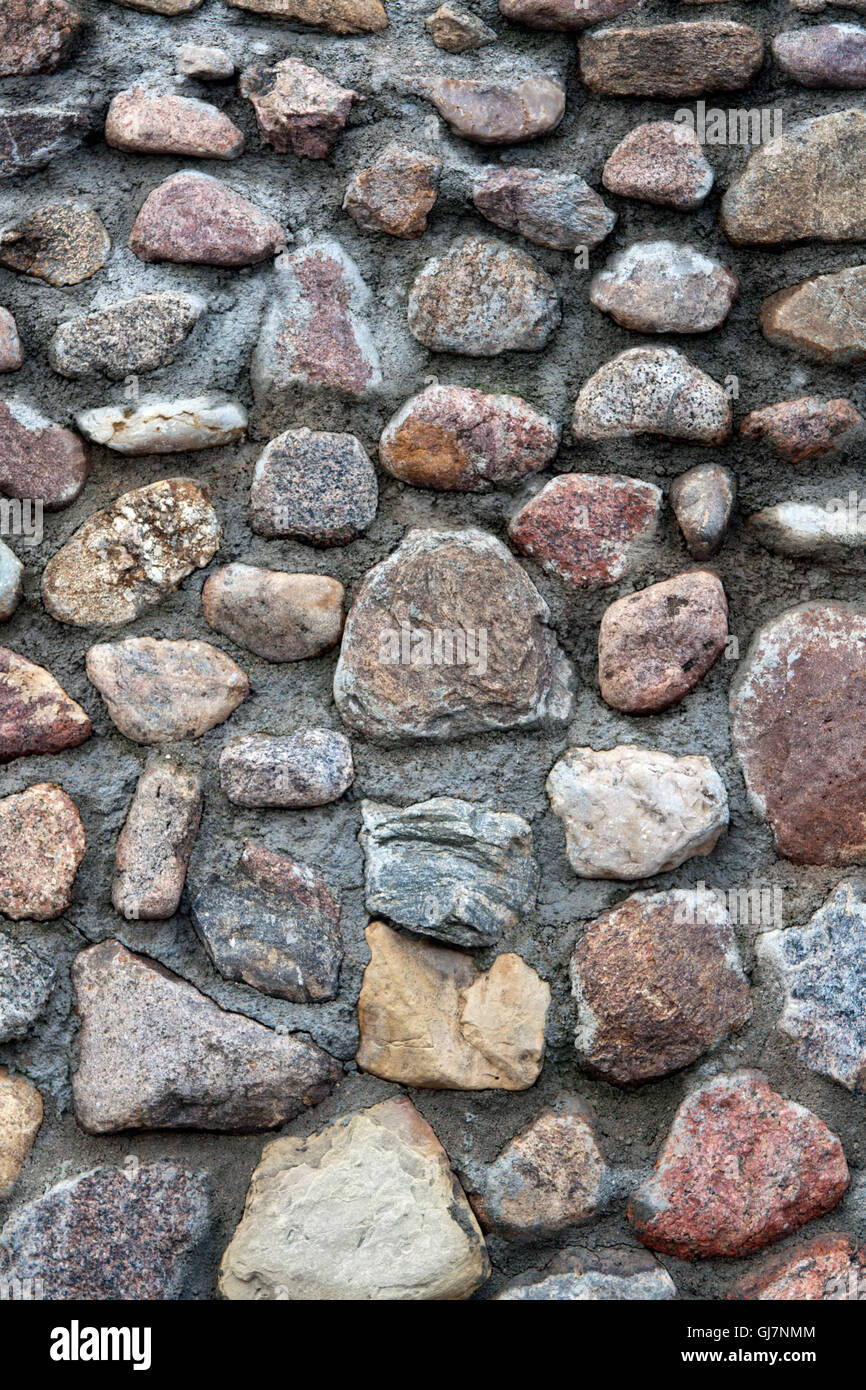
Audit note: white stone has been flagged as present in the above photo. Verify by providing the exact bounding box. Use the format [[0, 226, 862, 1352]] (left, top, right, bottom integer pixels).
[[0, 539, 23, 620], [589, 240, 738, 333], [76, 395, 247, 454], [747, 501, 866, 562], [572, 347, 732, 444]]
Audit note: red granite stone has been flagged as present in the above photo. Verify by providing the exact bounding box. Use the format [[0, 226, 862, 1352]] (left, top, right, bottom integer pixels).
[[729, 1233, 866, 1300], [130, 172, 286, 267], [0, 648, 92, 764], [740, 396, 862, 461], [509, 474, 661, 587], [0, 400, 89, 509], [0, 0, 81, 77]]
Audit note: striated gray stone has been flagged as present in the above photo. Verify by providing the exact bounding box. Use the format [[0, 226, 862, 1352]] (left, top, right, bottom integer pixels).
[[572, 347, 732, 444], [219, 730, 354, 808], [589, 241, 738, 333], [0, 107, 88, 178], [472, 167, 615, 252], [603, 120, 714, 209], [426, 4, 496, 50], [496, 1246, 677, 1300], [86, 637, 248, 744], [670, 463, 736, 560], [202, 565, 344, 662], [49, 292, 204, 380], [76, 396, 247, 454], [112, 756, 203, 922], [0, 933, 55, 1042], [249, 429, 378, 543], [423, 74, 565, 144], [773, 23, 866, 87]]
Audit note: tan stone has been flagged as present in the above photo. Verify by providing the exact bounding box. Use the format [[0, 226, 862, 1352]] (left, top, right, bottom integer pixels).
[[0, 783, 86, 920], [0, 1068, 43, 1198], [759, 266, 866, 365]]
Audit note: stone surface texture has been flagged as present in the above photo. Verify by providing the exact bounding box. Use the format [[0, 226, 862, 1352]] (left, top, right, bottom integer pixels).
[[219, 730, 354, 808], [589, 241, 738, 333], [202, 565, 344, 662], [112, 756, 203, 922], [508, 473, 662, 586], [572, 348, 732, 443], [740, 397, 862, 461], [579, 22, 764, 97], [0, 1069, 42, 1199], [86, 638, 248, 744], [602, 120, 715, 209], [0, 647, 91, 763], [0, 783, 85, 920]]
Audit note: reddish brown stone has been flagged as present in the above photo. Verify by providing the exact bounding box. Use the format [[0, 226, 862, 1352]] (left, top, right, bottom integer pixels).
[[499, 0, 643, 28], [240, 58, 359, 159], [226, 0, 387, 31], [0, 205, 110, 287], [509, 474, 661, 588], [343, 146, 441, 238], [729, 1234, 866, 1300], [740, 396, 862, 461], [629, 1072, 849, 1259], [0, 0, 81, 77], [602, 120, 715, 210], [0, 400, 89, 510], [0, 648, 92, 764], [0, 311, 23, 373], [0, 783, 86, 921], [579, 21, 764, 97], [105, 90, 244, 160], [129, 172, 287, 268], [598, 571, 728, 713]]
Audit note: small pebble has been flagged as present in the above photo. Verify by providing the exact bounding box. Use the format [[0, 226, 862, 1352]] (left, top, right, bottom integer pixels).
[[343, 146, 441, 238], [177, 44, 236, 80], [202, 564, 345, 662], [426, 4, 496, 51], [669, 462, 736, 559]]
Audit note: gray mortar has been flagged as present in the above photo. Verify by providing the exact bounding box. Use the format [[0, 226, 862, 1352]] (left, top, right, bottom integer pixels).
[[1, 0, 866, 1301]]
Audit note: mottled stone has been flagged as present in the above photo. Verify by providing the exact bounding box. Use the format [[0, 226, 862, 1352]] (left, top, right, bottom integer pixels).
[[500, 0, 643, 23], [42, 478, 220, 628], [0, 1163, 211, 1300], [112, 756, 203, 922], [0, 108, 88, 179], [590, 241, 738, 333], [72, 940, 340, 1132], [0, 399, 89, 509], [670, 463, 736, 560], [0, 0, 81, 77], [0, 648, 92, 763], [253, 243, 382, 400], [0, 783, 85, 921], [49, 292, 204, 381], [77, 396, 247, 454], [240, 58, 359, 159], [424, 75, 565, 144], [774, 23, 866, 86], [226, 0, 387, 31], [740, 397, 862, 462], [730, 1234, 866, 1301], [108, 0, 203, 10], [426, 4, 496, 50], [509, 473, 661, 587], [86, 638, 248, 744], [357, 921, 550, 1089], [249, 429, 378, 542], [547, 745, 728, 880], [496, 1246, 677, 1301], [759, 266, 866, 366], [219, 1097, 489, 1301], [220, 730, 354, 808], [0, 204, 110, 286], [0, 933, 55, 1041], [599, 571, 728, 714], [0, 542, 23, 622], [177, 45, 235, 80], [343, 146, 441, 238], [192, 841, 342, 1003], [0, 309, 22, 373], [130, 171, 286, 267], [380, 384, 558, 492], [580, 22, 764, 97], [360, 796, 538, 948], [721, 110, 866, 245], [106, 90, 244, 159], [408, 236, 560, 355], [747, 502, 866, 564], [731, 603, 866, 864], [629, 1072, 849, 1258], [203, 565, 344, 662], [572, 348, 732, 443], [473, 167, 615, 253], [603, 120, 715, 209], [0, 1070, 42, 1199], [333, 527, 574, 742]]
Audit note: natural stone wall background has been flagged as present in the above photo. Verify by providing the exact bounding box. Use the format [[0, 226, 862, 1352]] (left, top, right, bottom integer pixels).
[[1, 0, 866, 1300]]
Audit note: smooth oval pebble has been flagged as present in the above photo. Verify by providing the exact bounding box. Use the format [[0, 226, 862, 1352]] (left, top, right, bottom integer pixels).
[[669, 463, 736, 560], [129, 170, 287, 266], [424, 75, 565, 144], [105, 89, 244, 158], [202, 564, 345, 662], [86, 637, 249, 744]]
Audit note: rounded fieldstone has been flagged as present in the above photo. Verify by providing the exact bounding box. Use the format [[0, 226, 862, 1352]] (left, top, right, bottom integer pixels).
[[579, 21, 764, 98], [49, 291, 205, 380], [202, 564, 345, 662], [0, 647, 92, 763], [249, 429, 378, 544], [76, 396, 247, 454], [759, 266, 866, 365], [86, 638, 249, 744], [112, 756, 203, 922], [423, 75, 565, 145], [602, 120, 715, 210], [0, 1070, 42, 1199], [669, 463, 736, 560], [0, 399, 89, 509], [0, 541, 23, 622], [0, 0, 82, 77], [0, 308, 23, 372], [740, 397, 862, 461], [105, 89, 244, 159], [589, 241, 738, 333], [129, 171, 287, 267], [509, 473, 662, 587], [219, 729, 355, 808], [343, 146, 441, 238], [472, 168, 616, 253], [773, 23, 866, 88], [0, 204, 110, 286], [572, 348, 732, 444], [0, 782, 86, 921], [177, 45, 236, 80]]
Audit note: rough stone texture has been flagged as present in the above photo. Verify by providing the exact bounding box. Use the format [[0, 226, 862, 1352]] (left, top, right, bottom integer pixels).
[[602, 120, 715, 209], [177, 45, 235, 80], [0, 1163, 212, 1300], [547, 745, 729, 880], [499, 0, 644, 25], [731, 603, 866, 864], [508, 473, 661, 587], [333, 527, 574, 742], [0, 399, 89, 509], [729, 1234, 866, 1301], [721, 110, 866, 245], [598, 571, 729, 714], [408, 236, 561, 355], [356, 920, 550, 1090], [0, 647, 92, 763], [759, 266, 866, 366], [129, 171, 287, 266], [740, 397, 863, 462], [49, 291, 204, 380], [472, 168, 616, 252], [112, 756, 203, 922], [359, 796, 538, 948], [0, 204, 110, 286], [202, 564, 344, 663], [0, 1069, 42, 1199], [496, 1246, 677, 1300], [579, 22, 764, 97], [77, 396, 247, 453], [589, 241, 738, 334], [747, 502, 866, 564], [86, 638, 249, 744], [42, 478, 220, 628], [426, 4, 496, 50], [379, 384, 558, 491], [774, 23, 866, 87], [109, 0, 203, 9], [669, 464, 736, 560], [0, 934, 55, 1042], [71, 940, 340, 1132], [0, 108, 89, 180], [106, 90, 244, 160], [0, 542, 23, 621], [572, 348, 732, 443], [423, 75, 565, 144], [240, 59, 359, 160], [0, 308, 23, 373], [0, 783, 85, 921], [219, 730, 354, 808], [226, 0, 387, 31], [249, 429, 378, 543], [219, 1097, 489, 1301], [343, 146, 441, 238], [0, 0, 81, 77], [191, 841, 343, 1003], [629, 1072, 849, 1259]]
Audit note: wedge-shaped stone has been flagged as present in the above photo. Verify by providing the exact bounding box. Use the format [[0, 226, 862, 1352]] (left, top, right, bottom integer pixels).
[[740, 397, 862, 461], [0, 783, 85, 921], [86, 638, 248, 744], [0, 108, 89, 178], [670, 463, 735, 559], [759, 266, 866, 365], [424, 75, 565, 144], [579, 21, 764, 97], [112, 756, 202, 922], [77, 396, 247, 454], [472, 168, 615, 252], [130, 171, 287, 267], [572, 348, 732, 443], [0, 647, 92, 763], [49, 291, 204, 380]]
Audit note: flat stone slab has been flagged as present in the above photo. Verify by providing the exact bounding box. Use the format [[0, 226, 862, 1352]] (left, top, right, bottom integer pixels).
[[579, 21, 764, 97]]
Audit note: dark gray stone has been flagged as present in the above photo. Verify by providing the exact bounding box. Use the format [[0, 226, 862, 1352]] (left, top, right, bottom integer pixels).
[[669, 463, 736, 560], [0, 931, 55, 1042], [0, 108, 89, 178], [49, 292, 205, 380], [250, 428, 378, 544]]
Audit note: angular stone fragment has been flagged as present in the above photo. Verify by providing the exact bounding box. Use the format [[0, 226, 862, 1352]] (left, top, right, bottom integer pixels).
[[731, 603, 866, 864], [547, 746, 728, 880], [774, 23, 866, 87], [42, 478, 220, 628], [77, 396, 247, 454], [579, 22, 764, 97], [0, 108, 89, 179], [669, 463, 735, 560], [759, 266, 866, 365], [0, 542, 23, 621], [509, 473, 661, 587], [629, 1072, 849, 1258], [249, 429, 378, 542], [226, 0, 387, 30], [0, 309, 22, 373], [334, 528, 574, 742], [253, 243, 382, 400], [408, 237, 560, 355], [497, 1246, 677, 1301], [499, 0, 643, 26], [343, 146, 441, 238], [465, 1108, 608, 1238], [360, 797, 538, 948], [473, 168, 615, 253], [424, 75, 565, 144], [112, 756, 202, 922], [740, 397, 862, 462], [603, 120, 714, 209], [86, 638, 248, 744], [747, 502, 866, 564], [130, 171, 286, 267], [0, 1163, 211, 1300], [0, 399, 89, 508], [380, 384, 558, 491], [240, 58, 359, 159], [426, 4, 496, 50], [203, 565, 344, 663], [0, 204, 110, 287], [0, 934, 55, 1041], [357, 920, 550, 1089], [729, 1234, 866, 1301], [590, 241, 738, 333], [177, 45, 235, 81], [192, 841, 343, 1003], [72, 940, 340, 1132], [0, 0, 81, 77], [0, 648, 92, 763], [572, 348, 732, 443], [0, 783, 85, 921], [49, 291, 204, 381], [220, 730, 354, 808], [599, 571, 728, 714], [106, 90, 244, 159], [0, 1070, 42, 1199], [219, 1097, 489, 1301]]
